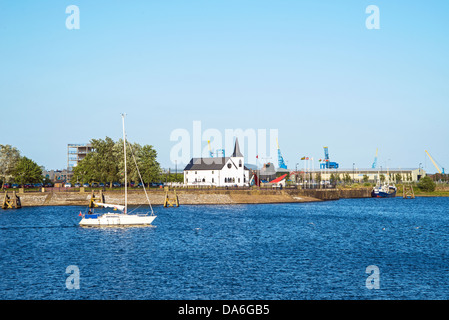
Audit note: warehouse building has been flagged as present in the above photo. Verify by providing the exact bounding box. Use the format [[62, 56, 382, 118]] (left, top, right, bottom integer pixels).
[[310, 168, 426, 183]]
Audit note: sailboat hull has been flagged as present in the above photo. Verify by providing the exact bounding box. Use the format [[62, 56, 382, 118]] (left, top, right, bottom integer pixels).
[[79, 213, 157, 227], [371, 189, 396, 198]]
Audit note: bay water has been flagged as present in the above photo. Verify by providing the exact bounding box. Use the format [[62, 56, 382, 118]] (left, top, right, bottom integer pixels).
[[1, 197, 449, 299]]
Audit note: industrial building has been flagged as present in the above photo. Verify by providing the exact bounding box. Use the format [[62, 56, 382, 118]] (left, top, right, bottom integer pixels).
[[307, 168, 426, 183]]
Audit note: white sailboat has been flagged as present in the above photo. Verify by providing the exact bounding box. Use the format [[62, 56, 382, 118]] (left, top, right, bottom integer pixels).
[[79, 114, 157, 227]]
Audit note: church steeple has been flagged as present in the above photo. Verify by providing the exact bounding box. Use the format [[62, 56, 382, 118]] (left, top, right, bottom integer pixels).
[[231, 138, 243, 157]]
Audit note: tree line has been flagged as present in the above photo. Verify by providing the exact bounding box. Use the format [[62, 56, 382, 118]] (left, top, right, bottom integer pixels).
[[0, 144, 43, 187], [1, 139, 181, 189], [72, 137, 181, 186]]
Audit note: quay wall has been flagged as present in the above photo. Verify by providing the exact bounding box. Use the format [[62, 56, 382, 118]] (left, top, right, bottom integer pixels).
[[6, 188, 370, 207]]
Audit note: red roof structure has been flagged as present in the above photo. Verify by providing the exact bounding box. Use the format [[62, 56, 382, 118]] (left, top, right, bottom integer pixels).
[[268, 174, 287, 184]]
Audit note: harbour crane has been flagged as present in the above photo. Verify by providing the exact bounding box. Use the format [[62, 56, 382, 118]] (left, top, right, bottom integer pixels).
[[372, 148, 378, 169], [320, 147, 339, 169], [276, 138, 287, 169], [207, 140, 214, 157], [207, 139, 225, 158], [425, 150, 445, 174]]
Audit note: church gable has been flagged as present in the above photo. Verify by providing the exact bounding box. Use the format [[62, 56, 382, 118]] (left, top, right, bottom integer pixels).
[[223, 157, 238, 170]]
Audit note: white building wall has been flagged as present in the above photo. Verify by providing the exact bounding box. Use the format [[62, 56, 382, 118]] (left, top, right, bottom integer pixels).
[[184, 156, 249, 186], [220, 157, 248, 186], [184, 169, 216, 185]]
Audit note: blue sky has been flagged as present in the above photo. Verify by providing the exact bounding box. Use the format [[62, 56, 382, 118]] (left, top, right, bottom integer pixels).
[[0, 1, 448, 173]]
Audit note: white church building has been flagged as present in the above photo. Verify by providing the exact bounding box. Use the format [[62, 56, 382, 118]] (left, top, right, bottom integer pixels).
[[183, 138, 250, 187]]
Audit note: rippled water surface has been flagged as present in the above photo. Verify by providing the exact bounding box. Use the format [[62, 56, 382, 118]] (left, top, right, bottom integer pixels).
[[1, 197, 449, 299]]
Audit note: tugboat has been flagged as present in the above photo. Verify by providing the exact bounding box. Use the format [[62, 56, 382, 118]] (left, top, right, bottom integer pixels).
[[371, 182, 397, 198]]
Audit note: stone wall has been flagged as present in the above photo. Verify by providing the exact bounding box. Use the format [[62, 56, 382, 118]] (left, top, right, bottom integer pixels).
[[8, 187, 371, 207]]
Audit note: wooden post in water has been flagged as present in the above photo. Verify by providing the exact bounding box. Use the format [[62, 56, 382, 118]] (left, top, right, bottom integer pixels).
[[1, 191, 22, 209], [89, 190, 96, 208], [1, 192, 8, 209], [13, 191, 21, 208], [163, 187, 179, 207], [89, 190, 105, 208], [403, 184, 415, 199]]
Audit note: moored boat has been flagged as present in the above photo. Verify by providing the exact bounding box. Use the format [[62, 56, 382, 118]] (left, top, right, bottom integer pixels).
[[79, 114, 156, 227], [80, 212, 156, 227], [371, 182, 397, 198]]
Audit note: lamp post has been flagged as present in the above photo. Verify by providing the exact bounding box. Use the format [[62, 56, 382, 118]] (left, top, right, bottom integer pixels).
[[353, 163, 355, 183], [419, 162, 422, 181], [295, 163, 299, 184]]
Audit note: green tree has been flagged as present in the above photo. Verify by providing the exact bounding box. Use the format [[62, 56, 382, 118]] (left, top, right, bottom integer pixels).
[[73, 137, 161, 186], [336, 173, 342, 182], [343, 173, 351, 184], [72, 152, 98, 183], [114, 139, 144, 184], [363, 174, 369, 183], [380, 174, 385, 182], [395, 173, 402, 183], [14, 157, 43, 185], [417, 176, 436, 192], [133, 143, 161, 183], [73, 137, 120, 187], [94, 137, 119, 186], [315, 172, 321, 184], [0, 144, 21, 186]]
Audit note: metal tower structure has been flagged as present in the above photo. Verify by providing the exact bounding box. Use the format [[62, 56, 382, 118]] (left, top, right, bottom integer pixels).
[[276, 138, 287, 169]]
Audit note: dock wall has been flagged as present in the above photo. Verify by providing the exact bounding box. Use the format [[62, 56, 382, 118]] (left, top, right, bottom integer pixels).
[[7, 188, 370, 207]]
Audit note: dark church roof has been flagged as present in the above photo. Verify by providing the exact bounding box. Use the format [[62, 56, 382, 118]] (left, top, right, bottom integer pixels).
[[184, 157, 250, 171], [184, 157, 229, 171], [231, 138, 243, 157]]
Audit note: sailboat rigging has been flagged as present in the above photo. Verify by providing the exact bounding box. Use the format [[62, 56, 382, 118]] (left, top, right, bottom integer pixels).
[[79, 114, 157, 226]]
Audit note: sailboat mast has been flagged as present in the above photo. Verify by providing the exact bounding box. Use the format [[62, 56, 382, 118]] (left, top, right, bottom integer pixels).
[[122, 113, 127, 214]]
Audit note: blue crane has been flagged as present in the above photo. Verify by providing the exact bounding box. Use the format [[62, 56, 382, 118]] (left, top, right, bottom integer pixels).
[[320, 147, 339, 169], [277, 138, 287, 169], [372, 148, 378, 169]]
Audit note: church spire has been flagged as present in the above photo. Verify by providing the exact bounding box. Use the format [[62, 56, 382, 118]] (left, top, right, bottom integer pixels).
[[231, 138, 243, 157]]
